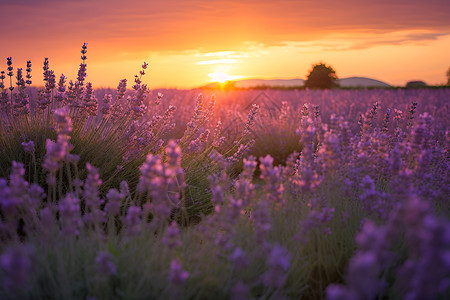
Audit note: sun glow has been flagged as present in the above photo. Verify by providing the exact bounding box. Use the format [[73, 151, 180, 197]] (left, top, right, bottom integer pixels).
[[208, 71, 242, 83]]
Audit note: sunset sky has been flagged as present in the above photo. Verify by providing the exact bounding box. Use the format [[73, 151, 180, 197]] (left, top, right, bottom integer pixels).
[[1, 0, 449, 88]]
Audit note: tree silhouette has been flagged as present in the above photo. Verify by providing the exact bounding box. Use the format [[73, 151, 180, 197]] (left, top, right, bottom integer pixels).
[[447, 67, 450, 85], [304, 62, 338, 89]]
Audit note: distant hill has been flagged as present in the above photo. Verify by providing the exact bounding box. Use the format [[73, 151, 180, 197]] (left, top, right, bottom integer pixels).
[[201, 76, 391, 89], [337, 77, 391, 88]]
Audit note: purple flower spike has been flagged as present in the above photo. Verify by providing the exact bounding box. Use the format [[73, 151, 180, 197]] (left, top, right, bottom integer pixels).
[[162, 221, 182, 249], [59, 193, 82, 236], [105, 188, 123, 217], [0, 244, 34, 291], [95, 251, 117, 276], [229, 247, 249, 270], [21, 140, 35, 153], [125, 206, 141, 235], [262, 244, 291, 289], [169, 259, 189, 286]]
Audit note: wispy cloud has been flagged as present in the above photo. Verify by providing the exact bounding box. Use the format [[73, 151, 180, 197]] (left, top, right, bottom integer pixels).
[[1, 0, 449, 56], [197, 59, 239, 65]]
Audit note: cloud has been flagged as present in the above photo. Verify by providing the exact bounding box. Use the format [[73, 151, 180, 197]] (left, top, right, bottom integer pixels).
[[1, 0, 449, 60], [197, 59, 239, 65]]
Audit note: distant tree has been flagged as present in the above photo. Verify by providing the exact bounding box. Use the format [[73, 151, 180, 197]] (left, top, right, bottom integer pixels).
[[304, 62, 338, 89], [447, 67, 450, 85], [406, 81, 427, 88]]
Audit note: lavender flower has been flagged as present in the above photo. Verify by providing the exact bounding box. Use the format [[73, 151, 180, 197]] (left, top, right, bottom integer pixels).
[[25, 60, 32, 85], [6, 57, 14, 82], [42, 135, 69, 174], [0, 70, 5, 90], [161, 221, 182, 249], [21, 140, 35, 154], [297, 206, 335, 243], [234, 156, 256, 206], [228, 139, 255, 164], [259, 155, 284, 205], [155, 92, 163, 105], [14, 67, 30, 115], [125, 206, 141, 235], [28, 183, 45, 211], [210, 185, 224, 212], [54, 74, 67, 103], [169, 259, 189, 286], [95, 251, 117, 276], [77, 60, 87, 83], [36, 88, 51, 110], [9, 161, 28, 209], [83, 82, 98, 116], [116, 79, 127, 102], [327, 194, 450, 300], [251, 197, 272, 243], [59, 193, 82, 236], [43, 58, 56, 92], [229, 247, 249, 270], [101, 93, 112, 115], [104, 188, 123, 216], [0, 244, 33, 291], [54, 106, 73, 135], [242, 104, 259, 137], [359, 175, 391, 219], [138, 140, 186, 223], [262, 244, 291, 289], [83, 163, 106, 226], [83, 163, 103, 209]]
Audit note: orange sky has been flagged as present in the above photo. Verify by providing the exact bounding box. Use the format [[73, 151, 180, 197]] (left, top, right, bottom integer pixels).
[[1, 0, 449, 88]]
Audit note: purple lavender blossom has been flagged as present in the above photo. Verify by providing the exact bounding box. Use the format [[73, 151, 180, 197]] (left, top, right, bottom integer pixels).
[[242, 104, 259, 137], [125, 206, 141, 235], [21, 140, 35, 153], [83, 82, 98, 116], [327, 194, 450, 300], [251, 197, 272, 243], [25, 60, 32, 85], [59, 193, 82, 236], [262, 244, 291, 289], [83, 163, 103, 209], [297, 207, 335, 243], [95, 251, 117, 276], [0, 244, 33, 291], [233, 156, 256, 206], [28, 183, 46, 211], [42, 135, 69, 174], [259, 155, 285, 205], [138, 141, 186, 223], [161, 221, 182, 249], [169, 259, 189, 286], [54, 106, 73, 135], [101, 93, 112, 115], [104, 188, 123, 217], [228, 139, 255, 164], [229, 247, 249, 270]]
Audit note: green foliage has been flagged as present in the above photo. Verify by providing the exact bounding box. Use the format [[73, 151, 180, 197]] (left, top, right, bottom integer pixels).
[[305, 62, 339, 89], [0, 114, 143, 199]]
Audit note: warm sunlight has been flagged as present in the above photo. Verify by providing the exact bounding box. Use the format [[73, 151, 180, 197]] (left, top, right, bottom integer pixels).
[[208, 71, 241, 83]]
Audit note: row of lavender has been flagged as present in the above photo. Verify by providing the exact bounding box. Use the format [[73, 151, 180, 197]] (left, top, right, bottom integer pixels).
[[1, 45, 449, 299]]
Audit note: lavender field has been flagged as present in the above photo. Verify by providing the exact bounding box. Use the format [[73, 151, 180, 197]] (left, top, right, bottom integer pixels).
[[1, 45, 449, 299]]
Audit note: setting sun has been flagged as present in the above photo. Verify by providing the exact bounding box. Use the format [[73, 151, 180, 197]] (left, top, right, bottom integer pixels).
[[208, 71, 241, 83]]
